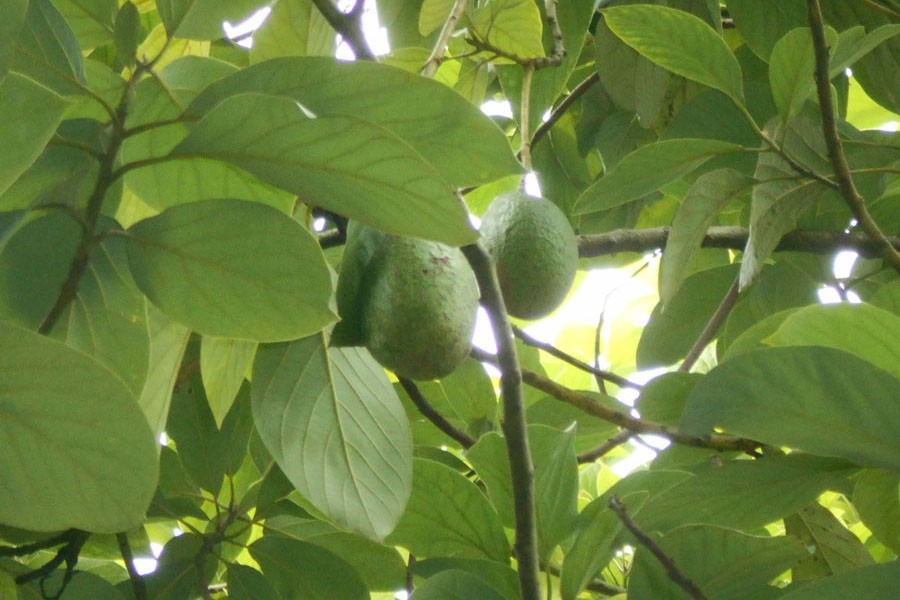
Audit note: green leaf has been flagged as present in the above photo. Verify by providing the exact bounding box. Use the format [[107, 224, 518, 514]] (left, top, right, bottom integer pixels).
[[156, 0, 262, 40], [186, 57, 522, 188], [251, 0, 334, 61], [137, 304, 190, 437], [681, 346, 900, 470], [471, 0, 544, 60], [764, 303, 900, 379], [227, 564, 281, 600], [0, 212, 80, 328], [0, 322, 158, 533], [574, 139, 742, 214], [638, 264, 739, 369], [785, 502, 873, 580], [830, 25, 900, 78], [0, 0, 27, 78], [727, 0, 806, 61], [250, 537, 367, 600], [175, 93, 476, 246], [660, 169, 753, 305], [50, 0, 116, 50], [145, 534, 216, 599], [49, 226, 149, 399], [636, 372, 702, 427], [113, 1, 141, 67], [386, 458, 509, 562], [411, 559, 520, 600], [526, 397, 619, 454], [602, 5, 744, 102], [252, 334, 413, 542], [0, 74, 69, 196], [628, 525, 806, 600], [853, 469, 900, 554], [201, 336, 256, 428], [264, 514, 407, 591], [11, 0, 86, 96], [419, 0, 455, 36], [641, 454, 857, 533], [779, 562, 900, 600], [769, 27, 838, 123], [57, 572, 126, 599], [127, 199, 335, 342], [411, 570, 505, 600]]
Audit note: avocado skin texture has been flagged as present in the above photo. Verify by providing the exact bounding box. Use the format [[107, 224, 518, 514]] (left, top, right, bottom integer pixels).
[[480, 191, 578, 320], [361, 235, 479, 380]]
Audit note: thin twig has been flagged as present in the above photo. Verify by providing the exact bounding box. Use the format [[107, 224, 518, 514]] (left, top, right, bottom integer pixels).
[[511, 325, 641, 390], [117, 533, 148, 600], [310, 0, 376, 61], [421, 0, 469, 77], [462, 242, 542, 600], [519, 64, 536, 172], [679, 276, 740, 373], [577, 430, 633, 463], [14, 529, 89, 595], [576, 226, 900, 259], [398, 378, 476, 448], [608, 496, 708, 600], [545, 562, 625, 595], [806, 0, 900, 273], [531, 72, 599, 148]]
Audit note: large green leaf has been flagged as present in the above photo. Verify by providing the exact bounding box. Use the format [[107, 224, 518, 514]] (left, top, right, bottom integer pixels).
[[0, 74, 69, 196], [419, 0, 454, 36], [830, 25, 900, 78], [156, 0, 262, 40], [144, 534, 217, 599], [628, 525, 806, 600], [11, 0, 86, 96], [785, 502, 873, 580], [411, 570, 505, 600], [386, 458, 509, 562], [126, 199, 335, 342], [252, 334, 413, 542], [574, 139, 742, 215], [681, 346, 900, 470], [264, 514, 407, 591], [471, 0, 544, 61], [0, 0, 27, 77], [200, 336, 256, 428], [727, 0, 805, 61], [602, 5, 744, 103], [49, 227, 149, 398], [250, 0, 335, 62], [411, 559, 520, 600], [852, 469, 900, 554], [660, 169, 753, 305], [0, 322, 157, 533], [250, 536, 368, 600], [764, 303, 900, 379], [227, 564, 281, 600], [50, 0, 116, 50], [137, 304, 190, 437], [779, 562, 900, 600], [175, 93, 476, 245], [186, 57, 522, 188], [640, 454, 858, 533]]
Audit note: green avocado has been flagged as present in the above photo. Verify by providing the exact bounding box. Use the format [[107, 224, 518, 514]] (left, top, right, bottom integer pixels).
[[361, 235, 479, 380], [480, 191, 578, 320]]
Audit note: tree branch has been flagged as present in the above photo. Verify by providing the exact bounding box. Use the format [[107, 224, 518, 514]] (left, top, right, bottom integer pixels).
[[679, 277, 740, 373], [421, 0, 469, 77], [14, 529, 89, 596], [311, 0, 376, 61], [608, 496, 708, 600], [462, 242, 541, 600], [531, 72, 599, 148], [806, 0, 900, 272], [398, 377, 476, 448], [466, 0, 565, 71], [117, 532, 148, 600], [577, 430, 633, 463], [511, 325, 641, 390], [577, 226, 900, 259]]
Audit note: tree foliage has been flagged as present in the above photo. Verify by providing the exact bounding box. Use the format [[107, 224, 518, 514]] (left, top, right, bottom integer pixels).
[[1, 0, 898, 598]]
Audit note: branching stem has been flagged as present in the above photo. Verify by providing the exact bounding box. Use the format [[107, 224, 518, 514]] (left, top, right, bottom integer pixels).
[[679, 276, 740, 373], [421, 0, 469, 77], [398, 378, 476, 448]]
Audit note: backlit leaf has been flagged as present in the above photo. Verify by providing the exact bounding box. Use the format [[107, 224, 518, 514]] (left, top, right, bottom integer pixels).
[[250, 537, 367, 600], [411, 570, 505, 600], [201, 336, 256, 428]]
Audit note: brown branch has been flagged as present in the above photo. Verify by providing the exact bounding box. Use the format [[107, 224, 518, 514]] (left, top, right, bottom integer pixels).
[[806, 0, 900, 272], [421, 0, 469, 77], [462, 242, 541, 600], [608, 496, 708, 600], [117, 533, 148, 600], [511, 325, 641, 390], [531, 72, 599, 148], [577, 226, 900, 259], [545, 562, 625, 596], [577, 430, 633, 463], [468, 348, 759, 453], [310, 0, 376, 61], [398, 378, 476, 448], [679, 277, 740, 372], [15, 529, 89, 596]]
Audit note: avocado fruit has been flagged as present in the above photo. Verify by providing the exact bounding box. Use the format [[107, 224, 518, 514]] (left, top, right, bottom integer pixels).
[[480, 191, 578, 320], [361, 235, 479, 380]]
